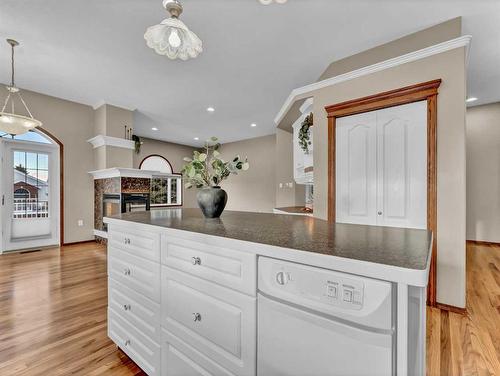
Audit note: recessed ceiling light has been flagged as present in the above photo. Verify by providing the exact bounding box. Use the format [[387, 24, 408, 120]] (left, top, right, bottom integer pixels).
[[250, 123, 257, 127], [151, 127, 158, 131], [466, 97, 478, 103], [206, 107, 215, 112], [194, 137, 199, 140]]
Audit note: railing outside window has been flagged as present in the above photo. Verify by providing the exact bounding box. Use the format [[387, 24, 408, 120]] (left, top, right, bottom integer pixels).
[[13, 198, 49, 218]]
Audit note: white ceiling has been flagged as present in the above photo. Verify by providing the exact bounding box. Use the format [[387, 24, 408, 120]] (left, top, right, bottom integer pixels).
[[1, 0, 499, 147]]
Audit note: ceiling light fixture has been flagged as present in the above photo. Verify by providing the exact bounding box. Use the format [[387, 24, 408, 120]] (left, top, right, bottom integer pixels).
[[0, 39, 42, 136], [466, 97, 478, 103], [250, 123, 257, 127], [206, 107, 215, 112], [144, 0, 202, 60], [259, 0, 288, 4], [194, 137, 199, 140], [152, 127, 159, 131]]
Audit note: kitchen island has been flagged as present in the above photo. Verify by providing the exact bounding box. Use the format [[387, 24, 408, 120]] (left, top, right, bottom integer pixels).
[[104, 208, 432, 375]]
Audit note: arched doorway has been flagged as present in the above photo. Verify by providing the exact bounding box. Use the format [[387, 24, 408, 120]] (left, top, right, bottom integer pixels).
[[0, 128, 62, 253]]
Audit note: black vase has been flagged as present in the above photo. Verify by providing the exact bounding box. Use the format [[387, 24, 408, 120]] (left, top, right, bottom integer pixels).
[[197, 187, 228, 218]]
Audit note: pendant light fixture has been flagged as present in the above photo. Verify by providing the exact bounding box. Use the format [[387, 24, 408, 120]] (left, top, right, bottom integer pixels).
[[0, 39, 42, 136], [144, 0, 202, 60]]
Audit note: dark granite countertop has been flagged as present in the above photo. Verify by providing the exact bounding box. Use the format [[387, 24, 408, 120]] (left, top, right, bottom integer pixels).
[[106, 208, 432, 271]]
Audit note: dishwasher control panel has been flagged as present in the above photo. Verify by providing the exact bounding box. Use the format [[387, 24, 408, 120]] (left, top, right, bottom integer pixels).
[[258, 257, 393, 329], [262, 258, 366, 311]]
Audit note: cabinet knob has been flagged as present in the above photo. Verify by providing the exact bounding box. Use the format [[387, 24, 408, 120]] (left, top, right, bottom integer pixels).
[[377, 211, 383, 216], [124, 339, 130, 347], [191, 257, 201, 266], [123, 268, 131, 276], [193, 313, 202, 322], [123, 304, 131, 311], [124, 238, 130, 244]]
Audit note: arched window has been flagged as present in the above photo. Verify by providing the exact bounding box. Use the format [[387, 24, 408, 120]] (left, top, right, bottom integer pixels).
[[139, 155, 173, 173], [0, 129, 53, 144], [14, 188, 30, 199]]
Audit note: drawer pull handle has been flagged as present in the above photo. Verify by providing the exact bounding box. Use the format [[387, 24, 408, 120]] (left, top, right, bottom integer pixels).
[[123, 304, 131, 311], [123, 268, 131, 276], [191, 257, 201, 266], [193, 313, 202, 322], [124, 339, 130, 346], [124, 238, 131, 244]]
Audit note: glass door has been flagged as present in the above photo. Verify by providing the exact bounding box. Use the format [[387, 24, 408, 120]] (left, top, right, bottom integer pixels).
[[1, 138, 60, 252]]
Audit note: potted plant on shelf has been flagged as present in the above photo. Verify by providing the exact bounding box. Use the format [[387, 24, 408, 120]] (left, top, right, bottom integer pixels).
[[182, 137, 249, 218]]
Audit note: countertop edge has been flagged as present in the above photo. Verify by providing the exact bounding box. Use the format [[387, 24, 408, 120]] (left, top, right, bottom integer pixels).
[[104, 216, 432, 287]]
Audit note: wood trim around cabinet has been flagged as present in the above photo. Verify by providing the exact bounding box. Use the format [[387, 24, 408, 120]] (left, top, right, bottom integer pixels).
[[37, 127, 65, 247], [326, 79, 441, 306]]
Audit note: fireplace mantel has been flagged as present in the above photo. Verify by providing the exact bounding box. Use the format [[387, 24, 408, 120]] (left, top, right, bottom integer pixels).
[[88, 167, 180, 180]]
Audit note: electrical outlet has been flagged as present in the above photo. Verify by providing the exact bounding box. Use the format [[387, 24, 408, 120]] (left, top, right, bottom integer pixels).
[[77, 220, 84, 227]]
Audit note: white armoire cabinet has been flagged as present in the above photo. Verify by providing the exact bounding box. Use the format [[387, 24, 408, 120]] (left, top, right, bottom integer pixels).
[[336, 100, 427, 229]]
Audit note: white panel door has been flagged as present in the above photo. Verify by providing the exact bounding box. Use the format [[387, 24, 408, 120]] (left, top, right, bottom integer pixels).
[[336, 111, 378, 225], [377, 101, 427, 229], [336, 101, 427, 229]]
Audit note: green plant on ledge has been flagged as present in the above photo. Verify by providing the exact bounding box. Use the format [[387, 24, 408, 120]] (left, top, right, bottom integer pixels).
[[298, 112, 313, 154], [182, 137, 249, 189]]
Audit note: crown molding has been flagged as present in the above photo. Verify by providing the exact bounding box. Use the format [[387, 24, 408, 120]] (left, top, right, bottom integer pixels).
[[92, 100, 136, 112], [275, 35, 472, 125], [87, 135, 135, 149]]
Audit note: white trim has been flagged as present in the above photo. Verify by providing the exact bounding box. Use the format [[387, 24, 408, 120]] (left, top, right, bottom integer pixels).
[[88, 167, 181, 180], [93, 229, 108, 239], [299, 97, 314, 114], [87, 135, 135, 150], [274, 35, 472, 125], [92, 100, 136, 112]]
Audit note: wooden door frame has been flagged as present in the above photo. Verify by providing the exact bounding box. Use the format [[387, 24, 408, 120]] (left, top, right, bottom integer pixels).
[[37, 128, 64, 246], [325, 79, 441, 306]]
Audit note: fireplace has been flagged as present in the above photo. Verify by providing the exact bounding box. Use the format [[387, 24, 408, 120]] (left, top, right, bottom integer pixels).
[[101, 193, 150, 231], [121, 193, 150, 213]]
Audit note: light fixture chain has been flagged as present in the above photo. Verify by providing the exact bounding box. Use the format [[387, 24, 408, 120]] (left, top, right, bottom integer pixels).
[[16, 92, 34, 119]]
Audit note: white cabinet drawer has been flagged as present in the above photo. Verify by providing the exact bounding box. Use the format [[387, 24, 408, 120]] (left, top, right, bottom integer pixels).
[[109, 246, 161, 302], [162, 329, 236, 376], [108, 308, 160, 376], [109, 225, 160, 262], [161, 267, 256, 376], [109, 278, 161, 342], [161, 235, 256, 296]]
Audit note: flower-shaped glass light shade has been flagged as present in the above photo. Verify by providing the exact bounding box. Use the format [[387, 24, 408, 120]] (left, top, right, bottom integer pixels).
[[144, 17, 202, 60]]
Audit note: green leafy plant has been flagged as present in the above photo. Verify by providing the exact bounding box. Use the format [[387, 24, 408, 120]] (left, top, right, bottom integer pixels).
[[182, 137, 249, 189], [298, 112, 313, 154]]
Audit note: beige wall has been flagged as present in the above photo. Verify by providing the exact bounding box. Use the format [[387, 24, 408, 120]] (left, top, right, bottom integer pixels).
[[218, 135, 276, 213], [93, 104, 134, 169], [18, 89, 95, 244], [275, 129, 306, 207], [319, 18, 461, 81], [133, 137, 197, 208], [466, 103, 500, 243], [311, 47, 467, 308]]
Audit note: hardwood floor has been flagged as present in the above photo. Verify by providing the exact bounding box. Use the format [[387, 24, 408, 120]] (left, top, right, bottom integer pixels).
[[0, 243, 146, 376], [0, 241, 498, 375], [426, 242, 500, 375]]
